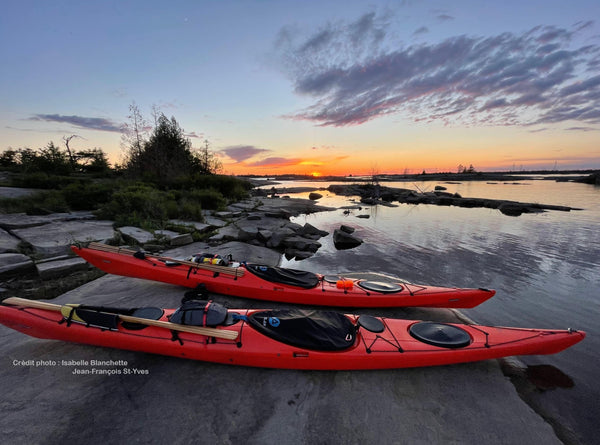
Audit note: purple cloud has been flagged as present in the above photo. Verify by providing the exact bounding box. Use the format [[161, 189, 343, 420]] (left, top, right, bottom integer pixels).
[[29, 114, 122, 132], [275, 17, 600, 129], [221, 145, 272, 162], [247, 157, 302, 167], [437, 14, 454, 22]]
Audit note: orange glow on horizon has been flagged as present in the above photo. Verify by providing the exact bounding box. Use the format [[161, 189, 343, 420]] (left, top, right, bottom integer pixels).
[[220, 145, 599, 176]]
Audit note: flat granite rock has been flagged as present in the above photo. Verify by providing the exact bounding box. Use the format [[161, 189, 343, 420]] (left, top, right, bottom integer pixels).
[[0, 275, 563, 445], [0, 253, 35, 278], [36, 256, 90, 280], [118, 226, 154, 244], [0, 211, 96, 230], [12, 220, 115, 258], [0, 228, 20, 253]]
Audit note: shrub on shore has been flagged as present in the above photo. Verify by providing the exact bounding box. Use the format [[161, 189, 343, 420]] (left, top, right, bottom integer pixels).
[[0, 174, 251, 229], [1, 105, 251, 225]]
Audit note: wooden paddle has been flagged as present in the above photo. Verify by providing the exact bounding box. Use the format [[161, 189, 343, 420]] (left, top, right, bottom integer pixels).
[[2, 297, 238, 340], [87, 242, 245, 277]]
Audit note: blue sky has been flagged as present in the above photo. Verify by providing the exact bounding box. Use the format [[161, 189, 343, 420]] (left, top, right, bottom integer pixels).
[[1, 0, 599, 175]]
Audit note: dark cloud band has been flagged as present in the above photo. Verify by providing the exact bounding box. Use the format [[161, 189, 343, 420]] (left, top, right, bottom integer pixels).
[[30, 114, 122, 132], [221, 145, 272, 162]]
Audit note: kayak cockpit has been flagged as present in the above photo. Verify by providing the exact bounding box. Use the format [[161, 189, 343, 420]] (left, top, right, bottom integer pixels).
[[247, 309, 357, 351], [245, 264, 320, 289]]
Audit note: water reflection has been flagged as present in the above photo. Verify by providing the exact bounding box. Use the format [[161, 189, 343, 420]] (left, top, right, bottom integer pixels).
[[526, 364, 575, 390], [278, 178, 599, 444]]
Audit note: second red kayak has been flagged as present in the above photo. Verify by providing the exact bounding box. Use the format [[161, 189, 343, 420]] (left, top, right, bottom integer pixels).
[[72, 243, 495, 308], [0, 297, 584, 371]]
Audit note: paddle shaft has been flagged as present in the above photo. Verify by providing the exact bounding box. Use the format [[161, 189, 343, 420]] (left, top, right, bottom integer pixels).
[[2, 297, 238, 340], [87, 242, 245, 277]]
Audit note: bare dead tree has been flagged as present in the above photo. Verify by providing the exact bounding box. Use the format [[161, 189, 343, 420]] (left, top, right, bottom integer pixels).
[[62, 134, 80, 171]]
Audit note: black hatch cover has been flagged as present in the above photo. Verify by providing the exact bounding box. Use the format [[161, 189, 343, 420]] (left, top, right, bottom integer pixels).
[[409, 322, 472, 348]]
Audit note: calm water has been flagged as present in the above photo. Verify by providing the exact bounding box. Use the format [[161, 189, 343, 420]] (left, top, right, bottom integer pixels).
[[273, 178, 599, 444]]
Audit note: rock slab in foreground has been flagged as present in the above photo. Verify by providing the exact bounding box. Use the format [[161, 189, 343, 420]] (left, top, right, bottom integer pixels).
[[0, 273, 564, 445]]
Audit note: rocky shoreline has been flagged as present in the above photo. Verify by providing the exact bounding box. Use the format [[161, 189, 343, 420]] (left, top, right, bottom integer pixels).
[[325, 183, 583, 216], [0, 195, 355, 297], [0, 186, 582, 444], [0, 175, 587, 296]]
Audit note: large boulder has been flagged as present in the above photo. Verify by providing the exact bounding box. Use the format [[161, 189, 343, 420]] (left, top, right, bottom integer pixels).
[[299, 223, 328, 238], [281, 236, 322, 253], [333, 228, 363, 250]]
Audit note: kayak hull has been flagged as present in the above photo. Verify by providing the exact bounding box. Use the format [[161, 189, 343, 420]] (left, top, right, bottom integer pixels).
[[71, 245, 495, 308], [0, 303, 584, 371]]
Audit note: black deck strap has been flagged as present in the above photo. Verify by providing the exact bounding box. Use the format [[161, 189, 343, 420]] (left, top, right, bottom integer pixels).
[[213, 271, 220, 278], [133, 250, 146, 260], [468, 325, 490, 348], [187, 266, 193, 280], [62, 306, 76, 327], [170, 330, 183, 345], [363, 335, 404, 353]]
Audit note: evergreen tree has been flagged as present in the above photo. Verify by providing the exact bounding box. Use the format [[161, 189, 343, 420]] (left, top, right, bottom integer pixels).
[[127, 113, 197, 186]]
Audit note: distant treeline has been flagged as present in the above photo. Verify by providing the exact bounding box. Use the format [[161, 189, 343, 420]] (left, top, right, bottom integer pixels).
[[0, 106, 252, 230]]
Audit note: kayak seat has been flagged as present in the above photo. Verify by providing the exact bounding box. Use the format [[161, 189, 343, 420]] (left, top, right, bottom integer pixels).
[[245, 264, 320, 289], [248, 309, 356, 351], [409, 322, 472, 348]]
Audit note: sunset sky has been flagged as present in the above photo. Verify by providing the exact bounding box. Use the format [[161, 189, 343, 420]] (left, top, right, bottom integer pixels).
[[1, 0, 599, 176]]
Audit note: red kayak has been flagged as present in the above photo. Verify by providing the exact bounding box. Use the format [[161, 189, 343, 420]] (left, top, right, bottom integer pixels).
[[71, 243, 495, 308], [0, 297, 584, 370]]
